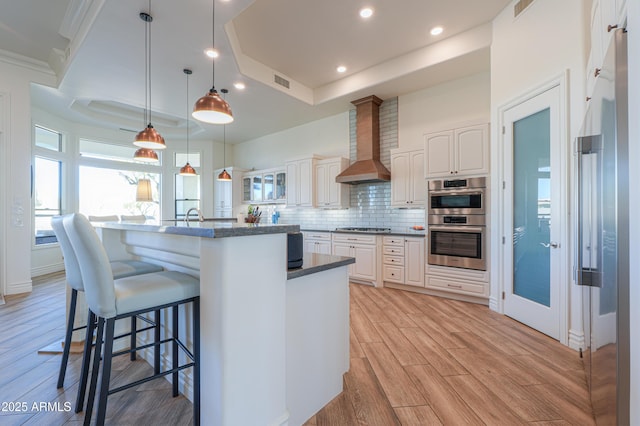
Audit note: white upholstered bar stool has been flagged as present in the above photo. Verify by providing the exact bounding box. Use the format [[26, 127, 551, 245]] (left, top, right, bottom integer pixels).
[[63, 213, 200, 426], [51, 215, 163, 409]]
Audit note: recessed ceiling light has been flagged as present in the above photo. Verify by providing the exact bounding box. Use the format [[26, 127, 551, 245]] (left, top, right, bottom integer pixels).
[[205, 48, 219, 58], [359, 7, 373, 18], [336, 65, 347, 73], [430, 26, 444, 36], [234, 82, 245, 90]]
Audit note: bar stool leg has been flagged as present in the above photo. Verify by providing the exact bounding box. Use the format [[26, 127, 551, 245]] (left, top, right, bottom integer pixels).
[[193, 299, 200, 426], [130, 316, 137, 361], [75, 310, 96, 413], [154, 309, 161, 375], [95, 318, 116, 426], [172, 305, 179, 397], [84, 317, 104, 425], [58, 288, 78, 389]]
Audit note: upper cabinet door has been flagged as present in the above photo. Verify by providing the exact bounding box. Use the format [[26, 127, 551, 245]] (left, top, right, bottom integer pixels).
[[298, 159, 314, 207], [327, 161, 342, 206], [315, 163, 328, 206], [286, 162, 299, 206], [410, 150, 425, 204], [276, 171, 286, 201], [455, 124, 489, 176], [425, 131, 454, 178], [390, 152, 410, 206], [425, 123, 489, 178]]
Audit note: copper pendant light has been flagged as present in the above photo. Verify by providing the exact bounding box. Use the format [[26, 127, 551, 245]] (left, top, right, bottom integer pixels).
[[180, 69, 197, 176], [134, 5, 166, 150], [134, 147, 159, 162], [192, 0, 233, 125], [217, 89, 232, 181]]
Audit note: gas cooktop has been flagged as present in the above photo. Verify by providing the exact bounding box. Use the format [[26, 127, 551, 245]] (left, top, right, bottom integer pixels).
[[334, 227, 391, 233]]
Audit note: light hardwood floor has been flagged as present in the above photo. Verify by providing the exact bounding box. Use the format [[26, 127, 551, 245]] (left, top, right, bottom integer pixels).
[[0, 273, 594, 425]]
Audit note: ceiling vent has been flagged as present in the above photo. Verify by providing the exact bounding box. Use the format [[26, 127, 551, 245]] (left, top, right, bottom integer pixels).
[[274, 74, 290, 89], [514, 0, 534, 17]]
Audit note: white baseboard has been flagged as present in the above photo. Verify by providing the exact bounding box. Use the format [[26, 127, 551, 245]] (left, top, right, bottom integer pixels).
[[7, 280, 32, 295], [488, 295, 500, 312], [31, 263, 64, 278], [568, 328, 585, 351]]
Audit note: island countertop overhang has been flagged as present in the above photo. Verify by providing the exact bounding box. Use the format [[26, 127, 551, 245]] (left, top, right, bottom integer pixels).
[[95, 220, 300, 238]]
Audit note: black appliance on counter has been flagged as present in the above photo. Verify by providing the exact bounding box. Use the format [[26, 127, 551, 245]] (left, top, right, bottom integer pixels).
[[287, 232, 303, 269]]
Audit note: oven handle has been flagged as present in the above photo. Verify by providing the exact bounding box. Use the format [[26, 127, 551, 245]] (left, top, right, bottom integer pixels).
[[428, 225, 485, 233], [429, 189, 484, 196]]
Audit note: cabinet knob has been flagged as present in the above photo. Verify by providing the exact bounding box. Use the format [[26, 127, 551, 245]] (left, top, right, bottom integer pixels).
[[607, 24, 618, 33]]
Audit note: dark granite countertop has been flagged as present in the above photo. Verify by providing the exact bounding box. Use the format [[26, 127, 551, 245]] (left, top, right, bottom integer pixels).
[[301, 228, 425, 238], [97, 220, 299, 238], [287, 253, 355, 280]]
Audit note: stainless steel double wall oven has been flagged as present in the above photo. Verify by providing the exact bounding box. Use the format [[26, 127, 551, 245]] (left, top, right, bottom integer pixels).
[[427, 177, 486, 270]]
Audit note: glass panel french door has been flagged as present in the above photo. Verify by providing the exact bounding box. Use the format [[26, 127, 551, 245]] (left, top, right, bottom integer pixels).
[[503, 85, 563, 340], [513, 108, 551, 306]]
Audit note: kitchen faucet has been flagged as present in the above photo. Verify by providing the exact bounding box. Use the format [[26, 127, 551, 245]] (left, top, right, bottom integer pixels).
[[185, 207, 204, 224]]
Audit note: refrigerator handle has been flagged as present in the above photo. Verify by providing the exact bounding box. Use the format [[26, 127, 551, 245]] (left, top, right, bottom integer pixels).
[[576, 135, 602, 287]]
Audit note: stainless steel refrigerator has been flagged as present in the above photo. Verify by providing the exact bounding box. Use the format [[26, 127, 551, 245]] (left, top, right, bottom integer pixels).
[[576, 28, 629, 425]]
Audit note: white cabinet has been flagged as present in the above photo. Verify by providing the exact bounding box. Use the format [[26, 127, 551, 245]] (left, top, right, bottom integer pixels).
[[332, 233, 379, 284], [390, 148, 425, 208], [425, 263, 489, 301], [303, 231, 332, 255], [286, 158, 317, 207], [586, 0, 627, 99], [424, 124, 489, 178], [214, 167, 245, 217], [315, 157, 350, 208], [242, 168, 286, 204], [382, 236, 424, 287]]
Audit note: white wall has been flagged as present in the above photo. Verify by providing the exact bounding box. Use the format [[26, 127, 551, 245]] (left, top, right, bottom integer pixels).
[[398, 71, 490, 148], [626, 0, 639, 422], [233, 112, 350, 169], [0, 59, 56, 295], [489, 0, 587, 346]]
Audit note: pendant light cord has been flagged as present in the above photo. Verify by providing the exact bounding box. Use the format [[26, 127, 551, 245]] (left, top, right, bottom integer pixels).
[[148, 0, 153, 126], [211, 0, 215, 90], [222, 89, 227, 166], [143, 11, 148, 125], [186, 70, 190, 163]]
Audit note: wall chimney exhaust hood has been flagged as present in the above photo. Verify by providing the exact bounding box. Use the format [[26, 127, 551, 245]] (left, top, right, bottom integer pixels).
[[336, 95, 391, 184]]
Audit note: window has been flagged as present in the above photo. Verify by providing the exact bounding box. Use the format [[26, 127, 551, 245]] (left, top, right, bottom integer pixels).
[[35, 126, 62, 152], [80, 139, 161, 164], [79, 166, 160, 220], [34, 157, 62, 244], [33, 126, 63, 245]]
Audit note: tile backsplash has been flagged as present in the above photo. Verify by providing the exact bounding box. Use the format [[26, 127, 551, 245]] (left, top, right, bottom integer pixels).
[[264, 183, 426, 233]]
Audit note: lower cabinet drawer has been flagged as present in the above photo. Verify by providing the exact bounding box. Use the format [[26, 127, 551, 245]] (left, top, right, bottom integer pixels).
[[383, 255, 404, 266], [383, 265, 404, 283], [426, 276, 486, 295], [383, 245, 405, 256]]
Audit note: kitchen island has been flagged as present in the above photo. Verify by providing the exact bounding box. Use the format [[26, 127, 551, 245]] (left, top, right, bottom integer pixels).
[[95, 220, 354, 425]]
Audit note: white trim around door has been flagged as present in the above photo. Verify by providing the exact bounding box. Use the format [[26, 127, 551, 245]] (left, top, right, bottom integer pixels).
[[493, 73, 570, 345]]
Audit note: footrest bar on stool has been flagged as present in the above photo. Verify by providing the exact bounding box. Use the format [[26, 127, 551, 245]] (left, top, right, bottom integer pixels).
[[107, 362, 196, 395]]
